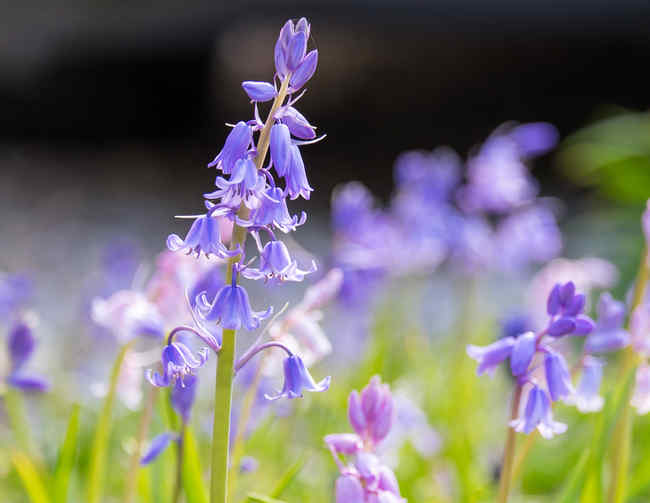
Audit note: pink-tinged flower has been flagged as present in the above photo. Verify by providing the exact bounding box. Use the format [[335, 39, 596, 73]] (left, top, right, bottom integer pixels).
[[91, 290, 164, 344], [264, 354, 330, 400], [466, 337, 515, 376], [510, 385, 567, 438], [631, 364, 650, 414], [325, 433, 363, 455]]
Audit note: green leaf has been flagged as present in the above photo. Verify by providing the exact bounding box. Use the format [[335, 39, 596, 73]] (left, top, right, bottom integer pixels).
[[52, 404, 80, 503], [269, 456, 304, 498], [86, 342, 131, 503], [246, 493, 288, 503], [182, 427, 209, 503], [557, 448, 591, 503], [11, 451, 52, 503]]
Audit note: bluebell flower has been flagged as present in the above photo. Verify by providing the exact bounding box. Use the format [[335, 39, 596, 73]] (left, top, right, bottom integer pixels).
[[265, 354, 330, 400], [571, 356, 604, 412], [5, 322, 49, 392], [241, 240, 316, 283], [508, 122, 559, 158], [207, 121, 252, 174], [274, 18, 318, 92], [584, 292, 630, 353], [204, 158, 267, 210], [545, 281, 595, 337], [171, 373, 198, 423], [393, 147, 461, 202], [241, 81, 277, 103], [140, 432, 176, 466], [510, 332, 536, 377], [269, 124, 313, 200], [278, 106, 316, 139], [466, 336, 515, 376], [195, 279, 272, 331], [247, 187, 306, 233], [167, 214, 240, 259], [544, 351, 574, 402], [510, 385, 567, 438], [146, 341, 208, 388]]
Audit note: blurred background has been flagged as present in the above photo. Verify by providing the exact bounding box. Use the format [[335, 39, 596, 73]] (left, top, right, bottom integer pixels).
[[2, 0, 650, 254]]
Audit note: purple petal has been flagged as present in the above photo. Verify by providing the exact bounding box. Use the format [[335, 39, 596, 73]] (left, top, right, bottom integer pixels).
[[510, 332, 536, 376], [324, 433, 362, 455], [564, 293, 586, 317], [286, 31, 307, 71], [572, 315, 596, 336], [348, 390, 366, 435], [270, 123, 292, 177], [7, 374, 49, 393], [509, 122, 559, 157], [548, 317, 576, 337], [290, 50, 318, 91], [7, 322, 35, 372], [241, 81, 276, 102], [335, 475, 365, 503], [140, 432, 175, 465], [547, 284, 561, 316]]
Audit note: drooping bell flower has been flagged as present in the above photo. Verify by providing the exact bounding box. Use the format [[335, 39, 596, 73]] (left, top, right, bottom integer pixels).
[[245, 186, 306, 233], [5, 322, 49, 392], [466, 337, 515, 376], [204, 157, 267, 210], [544, 351, 574, 402], [510, 332, 536, 376], [146, 340, 208, 388], [584, 292, 630, 353], [167, 214, 240, 260], [278, 106, 316, 139], [207, 121, 252, 174], [269, 124, 313, 200], [195, 277, 272, 331], [140, 432, 176, 465], [264, 354, 330, 400], [571, 356, 604, 413], [241, 240, 316, 283], [509, 385, 567, 438]]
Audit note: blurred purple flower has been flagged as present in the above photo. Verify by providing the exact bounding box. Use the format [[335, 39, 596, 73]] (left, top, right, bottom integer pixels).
[[510, 385, 566, 438], [5, 321, 49, 393], [0, 274, 33, 320], [631, 363, 650, 415], [140, 432, 175, 465], [584, 293, 630, 353], [569, 356, 604, 413], [466, 337, 515, 376]]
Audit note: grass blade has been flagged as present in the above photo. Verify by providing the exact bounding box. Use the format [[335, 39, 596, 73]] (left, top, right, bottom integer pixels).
[[246, 493, 288, 503], [52, 404, 80, 503], [11, 451, 52, 503], [182, 427, 209, 503]]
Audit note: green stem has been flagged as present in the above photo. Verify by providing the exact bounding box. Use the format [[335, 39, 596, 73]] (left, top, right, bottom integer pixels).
[[208, 75, 291, 503], [608, 249, 648, 503], [173, 423, 187, 503], [497, 385, 522, 503], [87, 342, 132, 503], [124, 385, 158, 503], [4, 387, 32, 455]]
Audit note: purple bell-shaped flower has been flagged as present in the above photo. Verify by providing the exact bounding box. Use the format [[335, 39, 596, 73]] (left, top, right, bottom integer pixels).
[[509, 385, 567, 438], [146, 341, 208, 388], [466, 336, 515, 376], [248, 187, 307, 233], [242, 240, 316, 283], [167, 214, 239, 260], [195, 278, 272, 331], [207, 121, 252, 174], [204, 157, 267, 210], [5, 322, 49, 392], [265, 354, 330, 400]]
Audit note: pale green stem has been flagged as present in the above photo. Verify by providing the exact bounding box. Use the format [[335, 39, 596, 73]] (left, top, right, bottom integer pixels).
[[4, 387, 32, 455], [87, 342, 132, 503], [608, 249, 648, 503], [497, 384, 522, 503], [124, 385, 158, 503], [209, 75, 291, 503]]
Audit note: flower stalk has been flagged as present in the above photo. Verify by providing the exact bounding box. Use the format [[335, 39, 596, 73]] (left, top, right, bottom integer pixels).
[[497, 384, 523, 503], [209, 76, 291, 503]]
